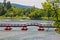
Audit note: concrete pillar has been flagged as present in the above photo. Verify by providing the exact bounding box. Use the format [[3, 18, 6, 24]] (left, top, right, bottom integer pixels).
[[4, 26, 12, 31], [21, 24, 28, 31], [38, 27, 44, 31], [38, 25, 44, 31]]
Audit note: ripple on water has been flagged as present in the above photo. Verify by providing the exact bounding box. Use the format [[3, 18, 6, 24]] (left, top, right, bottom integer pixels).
[[22, 36, 46, 40], [0, 27, 58, 40]]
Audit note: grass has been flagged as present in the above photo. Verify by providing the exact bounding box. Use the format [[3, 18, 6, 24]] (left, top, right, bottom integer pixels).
[[56, 28, 60, 34], [54, 22, 60, 34], [0, 16, 60, 20], [0, 16, 31, 20]]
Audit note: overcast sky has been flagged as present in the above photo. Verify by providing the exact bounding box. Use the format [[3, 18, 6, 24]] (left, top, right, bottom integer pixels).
[[0, 0, 46, 8]]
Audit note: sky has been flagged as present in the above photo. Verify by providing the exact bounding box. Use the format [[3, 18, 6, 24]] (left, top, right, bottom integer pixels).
[[0, 0, 46, 8]]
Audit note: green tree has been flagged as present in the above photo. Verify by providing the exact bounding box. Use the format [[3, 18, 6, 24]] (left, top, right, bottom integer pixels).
[[0, 6, 6, 16], [6, 1, 11, 10], [52, 0, 59, 21], [42, 1, 52, 20], [28, 8, 43, 20], [3, 0, 6, 7], [11, 7, 19, 17]]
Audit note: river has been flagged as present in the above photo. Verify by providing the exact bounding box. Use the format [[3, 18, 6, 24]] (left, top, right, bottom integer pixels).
[[0, 26, 60, 40], [0, 19, 60, 40]]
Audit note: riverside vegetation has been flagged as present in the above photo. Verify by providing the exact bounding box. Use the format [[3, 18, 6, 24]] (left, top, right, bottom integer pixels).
[[0, 0, 60, 33]]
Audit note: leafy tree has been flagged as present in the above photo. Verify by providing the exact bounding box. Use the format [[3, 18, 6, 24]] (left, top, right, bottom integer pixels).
[[52, 0, 59, 21], [6, 1, 11, 10], [0, 0, 60, 20], [42, 1, 53, 20], [28, 8, 43, 20], [3, 0, 6, 6], [11, 7, 19, 17], [0, 6, 6, 16], [5, 10, 13, 17]]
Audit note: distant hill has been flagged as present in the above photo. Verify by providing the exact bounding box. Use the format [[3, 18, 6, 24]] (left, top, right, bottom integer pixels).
[[0, 3, 2, 5], [12, 3, 31, 8], [0, 2, 31, 8]]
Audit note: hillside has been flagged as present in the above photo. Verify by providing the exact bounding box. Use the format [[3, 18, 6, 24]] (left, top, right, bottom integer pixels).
[[0, 2, 31, 8]]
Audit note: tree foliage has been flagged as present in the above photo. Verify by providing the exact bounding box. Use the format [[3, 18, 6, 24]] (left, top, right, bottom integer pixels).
[[0, 0, 60, 20]]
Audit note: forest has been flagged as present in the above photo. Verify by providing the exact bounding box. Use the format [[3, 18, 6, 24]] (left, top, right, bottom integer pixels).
[[0, 0, 60, 21]]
